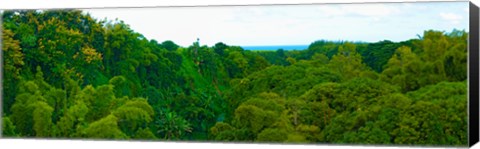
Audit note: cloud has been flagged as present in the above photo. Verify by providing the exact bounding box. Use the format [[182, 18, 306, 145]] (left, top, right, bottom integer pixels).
[[439, 12, 463, 24], [83, 2, 469, 46], [317, 4, 400, 18], [344, 4, 400, 17], [317, 5, 346, 17]]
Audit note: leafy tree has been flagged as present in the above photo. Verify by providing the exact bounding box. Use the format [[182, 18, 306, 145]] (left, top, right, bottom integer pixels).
[[33, 101, 54, 137], [361, 40, 401, 72], [88, 84, 116, 121], [161, 40, 179, 51], [84, 114, 128, 139], [381, 46, 422, 92], [2, 29, 25, 114], [210, 122, 236, 141], [327, 42, 368, 80], [56, 101, 89, 138], [213, 42, 228, 56], [44, 88, 67, 123], [10, 81, 43, 136], [155, 111, 192, 140], [113, 98, 154, 136], [256, 128, 288, 142], [134, 128, 157, 140], [233, 105, 268, 134], [2, 117, 18, 137]]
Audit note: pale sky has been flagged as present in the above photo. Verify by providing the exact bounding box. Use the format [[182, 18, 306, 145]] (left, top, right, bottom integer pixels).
[[82, 1, 469, 47]]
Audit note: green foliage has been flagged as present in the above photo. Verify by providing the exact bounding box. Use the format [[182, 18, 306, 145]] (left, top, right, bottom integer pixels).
[[213, 42, 228, 56], [84, 114, 128, 139], [56, 101, 89, 138], [256, 128, 288, 142], [10, 81, 45, 137], [295, 124, 321, 142], [327, 42, 369, 80], [210, 122, 234, 136], [381, 46, 423, 92], [210, 122, 236, 141], [2, 117, 18, 137], [2, 29, 24, 114], [1, 9, 468, 146], [134, 128, 157, 140], [33, 101, 54, 137], [109, 76, 129, 97], [44, 88, 67, 123], [361, 40, 401, 72], [161, 40, 179, 51], [155, 111, 192, 140], [113, 99, 154, 135], [233, 105, 269, 134]]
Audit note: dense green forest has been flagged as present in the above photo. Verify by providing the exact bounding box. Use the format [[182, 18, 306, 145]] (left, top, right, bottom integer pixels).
[[1, 10, 468, 146]]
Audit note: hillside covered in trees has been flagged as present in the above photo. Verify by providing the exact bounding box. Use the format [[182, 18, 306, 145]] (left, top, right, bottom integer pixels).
[[1, 10, 468, 146]]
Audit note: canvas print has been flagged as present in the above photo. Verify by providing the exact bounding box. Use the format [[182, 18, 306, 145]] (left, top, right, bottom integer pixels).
[[0, 1, 470, 147]]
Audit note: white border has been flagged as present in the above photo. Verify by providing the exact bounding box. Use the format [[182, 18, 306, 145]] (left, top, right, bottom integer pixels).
[[0, 139, 468, 149], [0, 0, 471, 9]]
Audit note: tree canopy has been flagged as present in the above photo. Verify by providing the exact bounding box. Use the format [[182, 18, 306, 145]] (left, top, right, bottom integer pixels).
[[1, 10, 468, 147]]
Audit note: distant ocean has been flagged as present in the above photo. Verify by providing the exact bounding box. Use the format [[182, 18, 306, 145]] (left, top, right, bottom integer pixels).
[[241, 45, 309, 51]]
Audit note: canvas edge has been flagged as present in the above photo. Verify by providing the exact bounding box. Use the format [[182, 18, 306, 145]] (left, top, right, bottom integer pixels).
[[469, 1, 480, 147]]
